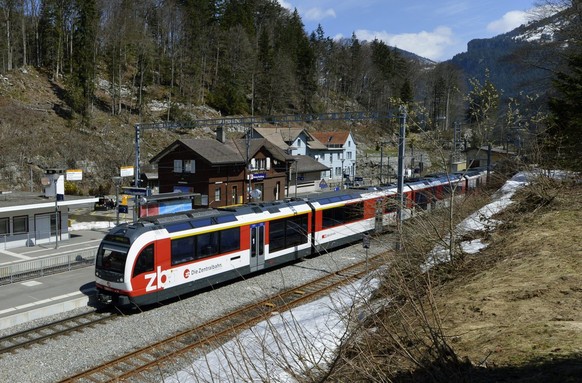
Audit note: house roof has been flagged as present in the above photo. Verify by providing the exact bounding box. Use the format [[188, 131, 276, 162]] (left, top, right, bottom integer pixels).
[[149, 138, 293, 165], [290, 155, 330, 173], [252, 127, 290, 150], [253, 126, 330, 151], [310, 131, 351, 147], [253, 126, 306, 143], [306, 138, 327, 150], [229, 138, 292, 162]]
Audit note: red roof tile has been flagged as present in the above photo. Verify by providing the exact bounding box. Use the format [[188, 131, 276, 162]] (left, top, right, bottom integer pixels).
[[310, 131, 350, 146]]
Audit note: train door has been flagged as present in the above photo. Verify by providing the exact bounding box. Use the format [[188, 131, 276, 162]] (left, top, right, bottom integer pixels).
[[250, 223, 265, 272]]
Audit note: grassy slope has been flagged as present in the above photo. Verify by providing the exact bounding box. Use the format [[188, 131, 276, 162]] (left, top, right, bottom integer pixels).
[[435, 179, 582, 381]]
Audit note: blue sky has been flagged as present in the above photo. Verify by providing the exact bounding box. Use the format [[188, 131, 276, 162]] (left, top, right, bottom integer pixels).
[[278, 0, 542, 61]]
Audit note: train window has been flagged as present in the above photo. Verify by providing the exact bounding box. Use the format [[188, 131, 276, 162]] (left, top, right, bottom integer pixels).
[[103, 234, 130, 245], [383, 197, 398, 213], [269, 215, 308, 252], [171, 237, 195, 265], [133, 244, 154, 277], [97, 247, 127, 273], [345, 202, 364, 221], [220, 227, 240, 253], [269, 219, 286, 252], [287, 215, 308, 247], [322, 202, 364, 229], [415, 190, 429, 208], [197, 232, 219, 257]]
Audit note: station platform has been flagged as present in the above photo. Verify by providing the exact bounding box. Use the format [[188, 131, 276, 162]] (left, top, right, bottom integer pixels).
[[0, 212, 117, 331], [0, 267, 96, 330]]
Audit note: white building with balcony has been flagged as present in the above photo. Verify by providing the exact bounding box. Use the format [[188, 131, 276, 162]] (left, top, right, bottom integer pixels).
[[250, 127, 357, 191], [310, 131, 357, 185]]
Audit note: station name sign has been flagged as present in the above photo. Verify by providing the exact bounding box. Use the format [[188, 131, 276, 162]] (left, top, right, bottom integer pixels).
[[122, 187, 151, 196]]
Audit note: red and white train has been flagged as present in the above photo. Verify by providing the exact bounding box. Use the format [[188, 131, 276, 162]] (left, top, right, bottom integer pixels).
[[95, 169, 488, 307]]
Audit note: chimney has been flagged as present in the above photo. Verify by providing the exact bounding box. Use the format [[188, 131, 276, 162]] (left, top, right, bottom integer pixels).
[[216, 127, 226, 143]]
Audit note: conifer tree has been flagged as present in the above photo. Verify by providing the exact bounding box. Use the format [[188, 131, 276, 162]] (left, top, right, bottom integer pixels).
[[548, 49, 582, 169]]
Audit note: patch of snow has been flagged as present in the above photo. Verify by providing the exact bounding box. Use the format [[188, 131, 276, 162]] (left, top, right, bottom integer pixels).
[[461, 239, 487, 254], [163, 277, 379, 383]]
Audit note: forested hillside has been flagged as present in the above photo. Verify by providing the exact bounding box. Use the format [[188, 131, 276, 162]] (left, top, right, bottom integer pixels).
[[0, 0, 580, 193], [449, 7, 568, 101]]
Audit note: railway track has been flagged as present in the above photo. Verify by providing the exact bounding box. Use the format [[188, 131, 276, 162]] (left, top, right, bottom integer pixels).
[[0, 311, 116, 356], [60, 252, 390, 382]]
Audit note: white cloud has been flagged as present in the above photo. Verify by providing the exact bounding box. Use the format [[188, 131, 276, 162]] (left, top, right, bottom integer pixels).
[[304, 7, 337, 22], [486, 10, 529, 34], [277, 0, 293, 10], [353, 26, 455, 61], [278, 1, 336, 22]]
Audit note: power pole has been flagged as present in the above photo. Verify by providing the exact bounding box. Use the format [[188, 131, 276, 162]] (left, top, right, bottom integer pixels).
[[397, 107, 407, 230]]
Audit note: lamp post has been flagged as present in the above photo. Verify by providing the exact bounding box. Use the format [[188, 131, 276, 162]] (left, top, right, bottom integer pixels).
[[28, 161, 33, 192], [341, 154, 345, 189], [45, 168, 64, 249], [378, 141, 389, 185], [396, 107, 407, 234], [362, 233, 370, 273], [379, 144, 384, 185], [54, 177, 59, 249], [112, 176, 122, 225]]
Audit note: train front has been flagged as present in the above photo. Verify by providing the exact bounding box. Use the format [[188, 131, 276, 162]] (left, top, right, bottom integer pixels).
[[94, 225, 139, 307]]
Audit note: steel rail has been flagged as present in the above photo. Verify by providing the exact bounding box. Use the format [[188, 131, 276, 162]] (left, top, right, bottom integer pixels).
[[0, 311, 116, 356], [60, 252, 391, 382]]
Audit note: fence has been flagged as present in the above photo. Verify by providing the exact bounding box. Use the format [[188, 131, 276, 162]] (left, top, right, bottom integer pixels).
[[0, 247, 97, 286]]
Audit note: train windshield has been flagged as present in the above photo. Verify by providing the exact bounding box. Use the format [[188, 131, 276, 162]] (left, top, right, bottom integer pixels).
[[96, 245, 128, 274]]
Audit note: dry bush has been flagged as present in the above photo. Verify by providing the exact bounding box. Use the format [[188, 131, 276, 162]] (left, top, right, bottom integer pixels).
[[510, 173, 564, 214], [320, 191, 495, 383]]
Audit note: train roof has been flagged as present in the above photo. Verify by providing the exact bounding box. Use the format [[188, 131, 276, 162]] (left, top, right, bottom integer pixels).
[[217, 198, 310, 215]]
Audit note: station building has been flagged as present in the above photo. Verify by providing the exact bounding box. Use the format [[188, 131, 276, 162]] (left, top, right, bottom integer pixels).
[[0, 191, 98, 250]]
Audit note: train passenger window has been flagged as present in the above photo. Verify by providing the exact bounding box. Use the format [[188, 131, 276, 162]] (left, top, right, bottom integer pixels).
[[133, 244, 154, 277], [287, 215, 308, 246], [345, 202, 364, 221], [269, 219, 286, 252], [197, 232, 219, 257], [322, 203, 363, 229], [383, 197, 398, 213], [269, 215, 308, 252], [220, 227, 240, 253], [171, 236, 195, 265]]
